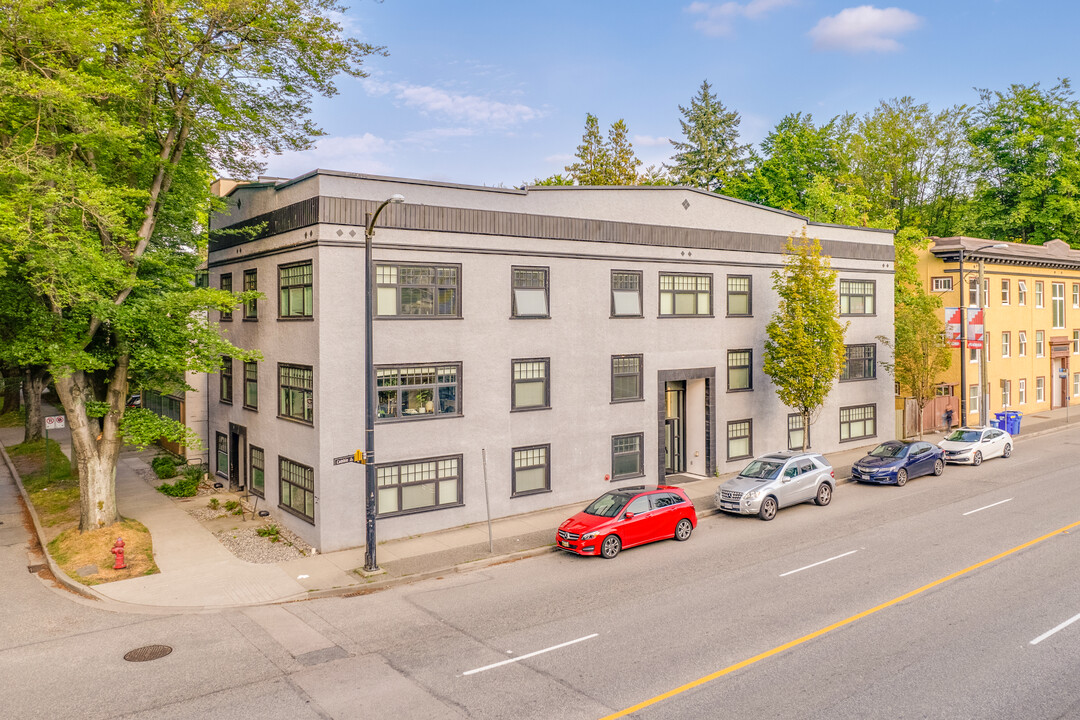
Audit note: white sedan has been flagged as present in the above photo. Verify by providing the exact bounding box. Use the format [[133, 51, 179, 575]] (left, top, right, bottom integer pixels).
[[938, 427, 1013, 466]]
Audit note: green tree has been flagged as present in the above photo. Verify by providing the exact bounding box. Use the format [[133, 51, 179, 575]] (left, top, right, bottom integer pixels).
[[607, 119, 641, 185], [763, 231, 848, 450], [565, 113, 613, 185], [967, 80, 1080, 245], [0, 0, 381, 531], [667, 80, 750, 193]]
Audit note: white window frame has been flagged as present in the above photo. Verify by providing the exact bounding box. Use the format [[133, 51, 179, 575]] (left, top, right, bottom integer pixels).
[[1036, 281, 1044, 308], [932, 277, 953, 292], [1036, 330, 1045, 358], [969, 384, 979, 414], [1001, 279, 1010, 305], [1001, 332, 1010, 358], [1052, 282, 1066, 329], [1019, 378, 1027, 405], [1036, 377, 1045, 403], [1018, 280, 1028, 306], [1018, 331, 1027, 357]]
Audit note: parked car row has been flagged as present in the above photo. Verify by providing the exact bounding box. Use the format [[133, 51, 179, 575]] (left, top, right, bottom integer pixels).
[[556, 426, 1014, 559]]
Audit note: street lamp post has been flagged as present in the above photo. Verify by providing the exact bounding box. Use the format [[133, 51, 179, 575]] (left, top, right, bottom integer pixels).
[[363, 193, 404, 573], [956, 242, 1006, 428]]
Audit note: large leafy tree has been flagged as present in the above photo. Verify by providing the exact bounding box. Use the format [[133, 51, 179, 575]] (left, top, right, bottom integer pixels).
[[0, 0, 381, 530], [967, 80, 1080, 246], [667, 79, 750, 193], [763, 231, 848, 450]]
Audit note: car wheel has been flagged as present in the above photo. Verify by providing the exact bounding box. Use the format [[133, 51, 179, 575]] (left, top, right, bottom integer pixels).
[[600, 535, 621, 559], [674, 518, 693, 541], [933, 459, 944, 476], [1003, 443, 1012, 458], [758, 496, 778, 521], [815, 483, 832, 506], [973, 451, 982, 467], [896, 469, 908, 487]]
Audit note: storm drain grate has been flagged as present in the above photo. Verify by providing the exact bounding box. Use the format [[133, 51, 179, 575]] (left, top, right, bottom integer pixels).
[[124, 645, 173, 662]]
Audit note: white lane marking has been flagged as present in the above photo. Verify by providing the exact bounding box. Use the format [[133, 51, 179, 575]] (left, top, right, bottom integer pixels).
[[463, 634, 599, 676], [962, 498, 1014, 516], [779, 550, 858, 578], [1031, 612, 1080, 645]]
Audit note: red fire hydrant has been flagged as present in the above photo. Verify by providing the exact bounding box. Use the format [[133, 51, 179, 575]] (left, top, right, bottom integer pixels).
[[111, 537, 127, 570]]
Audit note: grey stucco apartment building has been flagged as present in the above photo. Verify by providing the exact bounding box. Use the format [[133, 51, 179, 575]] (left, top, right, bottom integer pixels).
[[207, 170, 895, 552]]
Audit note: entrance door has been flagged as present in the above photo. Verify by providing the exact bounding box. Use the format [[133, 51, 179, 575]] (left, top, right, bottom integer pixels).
[[664, 382, 685, 475], [228, 423, 246, 491]]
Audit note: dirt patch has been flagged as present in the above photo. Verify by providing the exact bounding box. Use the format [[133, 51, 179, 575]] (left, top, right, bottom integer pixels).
[[47, 519, 158, 585]]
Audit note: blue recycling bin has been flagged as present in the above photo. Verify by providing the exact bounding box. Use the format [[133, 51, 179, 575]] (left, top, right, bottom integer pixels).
[[991, 412, 1006, 431], [1004, 410, 1022, 435]]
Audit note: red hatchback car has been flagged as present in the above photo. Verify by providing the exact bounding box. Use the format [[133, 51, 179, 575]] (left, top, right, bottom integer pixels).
[[556, 485, 698, 558]]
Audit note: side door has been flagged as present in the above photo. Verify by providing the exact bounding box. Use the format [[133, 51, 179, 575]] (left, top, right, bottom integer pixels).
[[619, 495, 654, 547], [908, 443, 930, 476], [776, 463, 801, 507], [985, 429, 1005, 458], [649, 492, 682, 541], [795, 459, 820, 502]]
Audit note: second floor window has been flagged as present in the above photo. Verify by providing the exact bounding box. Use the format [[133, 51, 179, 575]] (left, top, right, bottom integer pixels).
[[659, 273, 711, 316], [727, 349, 752, 391], [1001, 279, 1010, 305], [1036, 281, 1044, 308], [1018, 280, 1028, 306], [611, 270, 642, 317], [278, 364, 313, 423], [511, 359, 550, 410], [377, 364, 460, 420], [243, 269, 258, 319], [376, 264, 460, 317], [726, 275, 752, 316], [1036, 330, 1045, 358], [512, 267, 549, 318], [279, 261, 313, 318], [611, 355, 643, 402], [839, 279, 875, 315], [841, 344, 876, 381], [1053, 282, 1065, 328]]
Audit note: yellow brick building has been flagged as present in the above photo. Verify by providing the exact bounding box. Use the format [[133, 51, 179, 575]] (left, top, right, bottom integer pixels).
[[917, 237, 1080, 428]]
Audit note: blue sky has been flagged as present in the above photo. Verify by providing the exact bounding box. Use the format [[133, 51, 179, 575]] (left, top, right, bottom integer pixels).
[[263, 1, 1080, 187]]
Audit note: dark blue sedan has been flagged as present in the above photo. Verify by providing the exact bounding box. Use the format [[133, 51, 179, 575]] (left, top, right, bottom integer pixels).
[[850, 440, 944, 486]]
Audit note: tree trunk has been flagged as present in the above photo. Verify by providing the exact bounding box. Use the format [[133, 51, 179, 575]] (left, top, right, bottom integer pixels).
[[23, 367, 48, 443], [53, 357, 129, 531], [1, 366, 20, 415], [802, 409, 811, 452]]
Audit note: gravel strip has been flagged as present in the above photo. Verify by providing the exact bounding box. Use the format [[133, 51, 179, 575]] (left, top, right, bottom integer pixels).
[[214, 525, 310, 564]]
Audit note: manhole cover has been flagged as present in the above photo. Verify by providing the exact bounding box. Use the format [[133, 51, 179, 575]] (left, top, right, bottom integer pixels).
[[124, 645, 173, 662]]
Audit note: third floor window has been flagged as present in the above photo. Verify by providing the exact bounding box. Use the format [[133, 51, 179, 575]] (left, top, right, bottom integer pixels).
[[376, 264, 460, 317]]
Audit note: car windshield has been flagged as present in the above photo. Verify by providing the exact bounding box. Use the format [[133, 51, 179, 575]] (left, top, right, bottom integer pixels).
[[583, 492, 632, 518], [740, 460, 782, 480], [946, 430, 982, 443], [869, 443, 906, 458]]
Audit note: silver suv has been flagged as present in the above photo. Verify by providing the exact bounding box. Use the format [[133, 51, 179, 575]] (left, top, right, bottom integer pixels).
[[715, 452, 835, 521]]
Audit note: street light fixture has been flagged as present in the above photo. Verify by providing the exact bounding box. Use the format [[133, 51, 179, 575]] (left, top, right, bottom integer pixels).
[[956, 242, 1007, 427], [363, 193, 404, 573]]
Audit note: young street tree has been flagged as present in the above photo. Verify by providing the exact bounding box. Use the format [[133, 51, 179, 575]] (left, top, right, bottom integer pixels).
[[763, 231, 848, 450], [0, 0, 382, 531], [667, 79, 750, 193]]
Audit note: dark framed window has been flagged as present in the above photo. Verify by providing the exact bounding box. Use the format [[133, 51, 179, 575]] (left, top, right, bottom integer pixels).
[[787, 413, 809, 451], [377, 364, 460, 420], [220, 273, 233, 321], [512, 444, 550, 496], [243, 269, 258, 319], [512, 266, 549, 318], [611, 433, 644, 480], [143, 391, 180, 422], [220, 356, 233, 404], [727, 419, 752, 460], [840, 344, 876, 381], [376, 455, 462, 517], [376, 263, 460, 317], [250, 446, 265, 497], [726, 275, 752, 316], [512, 358, 549, 410], [727, 349, 752, 391], [611, 354, 643, 402], [243, 361, 258, 410], [278, 364, 313, 423], [195, 269, 209, 288], [279, 456, 315, 523], [840, 404, 877, 442], [278, 261, 313, 318], [611, 270, 643, 317], [215, 432, 228, 477], [839, 279, 875, 315], [659, 273, 711, 316]]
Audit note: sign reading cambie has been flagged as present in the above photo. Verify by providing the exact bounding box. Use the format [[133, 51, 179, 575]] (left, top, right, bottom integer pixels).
[[45, 415, 66, 429]]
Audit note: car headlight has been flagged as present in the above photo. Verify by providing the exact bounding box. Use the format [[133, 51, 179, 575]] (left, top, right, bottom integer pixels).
[[581, 531, 599, 541], [744, 490, 760, 501]]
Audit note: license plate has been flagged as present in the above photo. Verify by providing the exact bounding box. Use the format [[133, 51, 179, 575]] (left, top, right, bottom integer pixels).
[[558, 540, 567, 547]]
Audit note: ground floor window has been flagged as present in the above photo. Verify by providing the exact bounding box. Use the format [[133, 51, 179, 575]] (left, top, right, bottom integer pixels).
[[839, 404, 876, 442], [376, 455, 462, 517], [1036, 377, 1045, 403], [250, 446, 265, 497], [787, 413, 809, 451], [279, 457, 315, 523], [727, 419, 752, 460], [215, 432, 228, 477], [611, 433, 644, 479], [512, 444, 550, 496]]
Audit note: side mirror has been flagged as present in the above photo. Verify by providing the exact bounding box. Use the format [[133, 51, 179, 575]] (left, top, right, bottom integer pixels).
[[623, 511, 635, 520]]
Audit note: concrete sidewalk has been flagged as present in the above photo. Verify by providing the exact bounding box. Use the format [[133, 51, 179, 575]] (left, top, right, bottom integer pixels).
[[4, 405, 1078, 612]]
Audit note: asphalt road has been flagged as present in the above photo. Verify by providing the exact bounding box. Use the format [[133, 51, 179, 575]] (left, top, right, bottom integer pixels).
[[2, 426, 1079, 719]]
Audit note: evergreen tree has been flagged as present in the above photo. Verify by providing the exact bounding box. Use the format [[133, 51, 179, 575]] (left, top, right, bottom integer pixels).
[[565, 113, 613, 185], [667, 80, 750, 193], [608, 119, 642, 185]]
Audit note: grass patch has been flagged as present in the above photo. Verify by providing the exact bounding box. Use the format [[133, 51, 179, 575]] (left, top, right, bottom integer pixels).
[[0, 407, 25, 427], [48, 519, 158, 586], [9, 438, 73, 491]]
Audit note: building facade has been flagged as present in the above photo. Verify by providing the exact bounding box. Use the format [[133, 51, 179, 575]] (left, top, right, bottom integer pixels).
[[207, 170, 895, 552], [919, 237, 1080, 427]]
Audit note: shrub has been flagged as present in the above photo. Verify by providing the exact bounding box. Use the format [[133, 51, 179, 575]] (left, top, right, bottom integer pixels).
[[182, 464, 203, 483], [256, 524, 281, 542], [156, 476, 199, 497], [207, 498, 220, 510], [151, 456, 178, 479]]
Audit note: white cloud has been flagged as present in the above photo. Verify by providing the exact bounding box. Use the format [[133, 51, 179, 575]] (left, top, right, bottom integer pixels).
[[363, 79, 541, 127], [544, 153, 574, 165], [685, 0, 796, 37], [263, 133, 394, 178], [633, 135, 672, 147], [808, 6, 923, 52]]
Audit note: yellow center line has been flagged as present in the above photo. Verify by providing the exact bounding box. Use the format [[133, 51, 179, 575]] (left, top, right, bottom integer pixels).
[[599, 519, 1080, 720]]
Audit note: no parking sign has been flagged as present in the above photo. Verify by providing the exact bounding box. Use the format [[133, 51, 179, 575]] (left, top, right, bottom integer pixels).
[[45, 415, 66, 430]]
